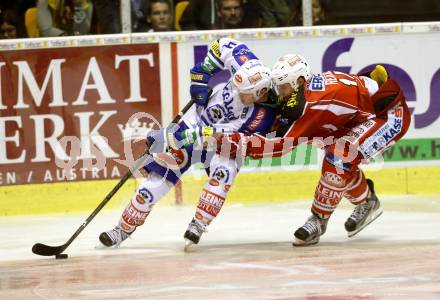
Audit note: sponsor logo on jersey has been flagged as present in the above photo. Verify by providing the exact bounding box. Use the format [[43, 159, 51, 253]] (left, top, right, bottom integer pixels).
[[190, 73, 204, 81], [136, 195, 146, 205], [210, 40, 221, 58], [286, 90, 299, 108], [209, 179, 220, 186], [344, 120, 376, 144], [359, 106, 404, 158], [222, 84, 240, 121], [315, 182, 344, 206], [309, 74, 325, 91], [122, 203, 150, 226], [139, 188, 154, 203], [234, 74, 243, 83], [323, 172, 346, 188], [203, 56, 217, 72], [247, 108, 266, 132], [197, 189, 225, 217], [240, 106, 250, 119]]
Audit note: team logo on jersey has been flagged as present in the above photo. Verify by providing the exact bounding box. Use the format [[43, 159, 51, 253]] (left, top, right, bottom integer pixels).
[[309, 74, 325, 91], [212, 166, 230, 184], [138, 188, 154, 204], [206, 104, 225, 123]]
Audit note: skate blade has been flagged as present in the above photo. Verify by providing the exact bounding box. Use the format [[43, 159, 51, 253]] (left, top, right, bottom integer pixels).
[[184, 239, 195, 252], [94, 243, 121, 249], [292, 237, 320, 247], [347, 207, 383, 238]]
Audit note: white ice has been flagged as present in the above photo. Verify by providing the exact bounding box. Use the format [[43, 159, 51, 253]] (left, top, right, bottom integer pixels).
[[0, 196, 439, 299]]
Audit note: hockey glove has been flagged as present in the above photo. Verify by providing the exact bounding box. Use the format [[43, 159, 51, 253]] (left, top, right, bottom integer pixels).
[[146, 124, 180, 153], [147, 126, 218, 153], [190, 63, 212, 107], [175, 126, 218, 149]]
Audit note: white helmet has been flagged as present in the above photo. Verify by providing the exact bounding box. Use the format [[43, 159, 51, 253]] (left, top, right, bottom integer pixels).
[[271, 54, 312, 94], [232, 59, 272, 99]]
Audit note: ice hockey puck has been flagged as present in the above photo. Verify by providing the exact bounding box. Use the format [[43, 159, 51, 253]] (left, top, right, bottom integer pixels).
[[55, 254, 68, 259]]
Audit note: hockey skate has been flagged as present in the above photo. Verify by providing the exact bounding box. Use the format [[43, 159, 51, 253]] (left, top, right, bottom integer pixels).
[[345, 179, 383, 238], [99, 226, 133, 247], [293, 214, 328, 247], [184, 219, 206, 251]]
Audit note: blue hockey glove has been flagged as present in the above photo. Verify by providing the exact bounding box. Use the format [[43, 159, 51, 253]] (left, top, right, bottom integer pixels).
[[146, 124, 180, 153], [190, 63, 212, 107], [146, 128, 168, 153]]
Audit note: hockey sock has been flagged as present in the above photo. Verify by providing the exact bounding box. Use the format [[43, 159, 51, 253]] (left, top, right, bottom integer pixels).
[[119, 173, 173, 232], [344, 170, 369, 205]]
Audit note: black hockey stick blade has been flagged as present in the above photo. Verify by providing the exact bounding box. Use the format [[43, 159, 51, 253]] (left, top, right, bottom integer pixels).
[[31, 99, 196, 258], [32, 243, 66, 256]]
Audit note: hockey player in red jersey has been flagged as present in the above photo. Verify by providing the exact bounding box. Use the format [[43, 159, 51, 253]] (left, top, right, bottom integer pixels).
[[215, 54, 411, 246]]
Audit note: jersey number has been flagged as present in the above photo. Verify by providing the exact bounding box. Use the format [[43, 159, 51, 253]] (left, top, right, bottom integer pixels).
[[334, 71, 358, 87]]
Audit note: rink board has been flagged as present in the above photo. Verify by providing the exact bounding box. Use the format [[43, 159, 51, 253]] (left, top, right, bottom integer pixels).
[[1, 22, 440, 215], [1, 165, 440, 216]]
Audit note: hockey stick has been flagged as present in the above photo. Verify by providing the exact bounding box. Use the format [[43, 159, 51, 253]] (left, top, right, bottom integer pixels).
[[32, 99, 195, 257]]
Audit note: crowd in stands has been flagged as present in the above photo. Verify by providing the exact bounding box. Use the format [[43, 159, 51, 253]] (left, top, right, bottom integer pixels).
[[1, 0, 439, 39]]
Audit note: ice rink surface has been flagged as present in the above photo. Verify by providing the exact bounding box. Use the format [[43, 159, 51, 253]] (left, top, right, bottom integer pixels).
[[1, 196, 440, 299]]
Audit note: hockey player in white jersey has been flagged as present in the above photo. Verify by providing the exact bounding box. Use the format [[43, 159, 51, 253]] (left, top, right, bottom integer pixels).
[[99, 38, 278, 248]]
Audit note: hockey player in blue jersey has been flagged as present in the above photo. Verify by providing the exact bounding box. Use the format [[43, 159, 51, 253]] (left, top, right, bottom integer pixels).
[[99, 38, 279, 248]]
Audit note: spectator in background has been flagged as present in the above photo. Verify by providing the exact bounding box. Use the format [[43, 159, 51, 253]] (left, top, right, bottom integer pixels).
[[259, 0, 293, 27], [91, 0, 120, 33], [180, 0, 259, 30], [37, 0, 93, 36], [132, 0, 148, 32], [288, 0, 329, 26], [216, 0, 244, 29], [179, 0, 216, 30], [1, 10, 27, 39], [140, 0, 173, 32]]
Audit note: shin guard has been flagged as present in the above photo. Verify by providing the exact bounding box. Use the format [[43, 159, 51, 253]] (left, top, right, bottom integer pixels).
[[119, 173, 173, 232]]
